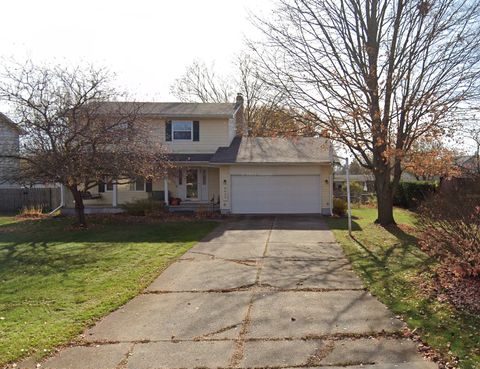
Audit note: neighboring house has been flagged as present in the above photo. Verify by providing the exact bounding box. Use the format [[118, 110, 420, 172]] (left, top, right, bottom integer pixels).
[[66, 95, 334, 215], [333, 174, 375, 192], [0, 112, 21, 189], [455, 155, 480, 176]]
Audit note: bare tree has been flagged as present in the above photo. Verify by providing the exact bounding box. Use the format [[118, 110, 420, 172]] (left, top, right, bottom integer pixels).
[[170, 60, 234, 103], [170, 55, 313, 137], [462, 116, 480, 174], [0, 61, 171, 226], [251, 0, 480, 225]]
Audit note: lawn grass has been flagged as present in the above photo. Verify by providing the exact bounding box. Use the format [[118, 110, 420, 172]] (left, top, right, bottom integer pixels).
[[326, 207, 480, 369], [0, 215, 17, 226], [0, 214, 218, 366]]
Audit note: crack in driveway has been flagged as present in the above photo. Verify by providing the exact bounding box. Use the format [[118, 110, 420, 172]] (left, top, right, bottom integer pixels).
[[24, 216, 437, 369]]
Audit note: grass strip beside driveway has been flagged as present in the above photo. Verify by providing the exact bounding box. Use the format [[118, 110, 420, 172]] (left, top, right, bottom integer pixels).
[[326, 208, 480, 369], [0, 215, 217, 366]]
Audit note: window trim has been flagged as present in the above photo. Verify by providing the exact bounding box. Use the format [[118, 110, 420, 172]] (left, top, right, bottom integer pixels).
[[129, 177, 146, 192], [172, 120, 193, 141], [105, 178, 114, 192]]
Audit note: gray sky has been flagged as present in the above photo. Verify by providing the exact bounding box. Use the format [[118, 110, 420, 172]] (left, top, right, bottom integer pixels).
[[0, 0, 273, 101], [1, 0, 476, 153]]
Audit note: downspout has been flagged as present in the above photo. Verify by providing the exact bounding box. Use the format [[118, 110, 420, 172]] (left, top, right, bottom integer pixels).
[[48, 183, 65, 215]]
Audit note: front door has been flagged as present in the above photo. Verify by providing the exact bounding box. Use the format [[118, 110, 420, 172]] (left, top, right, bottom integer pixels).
[[186, 169, 199, 200], [178, 168, 208, 201]]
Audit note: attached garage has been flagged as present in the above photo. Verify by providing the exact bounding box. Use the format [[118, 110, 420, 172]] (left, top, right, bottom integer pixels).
[[231, 175, 322, 214], [210, 137, 334, 215]]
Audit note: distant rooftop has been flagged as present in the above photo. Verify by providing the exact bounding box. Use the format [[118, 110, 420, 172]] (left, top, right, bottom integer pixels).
[[0, 112, 22, 133], [334, 174, 374, 182], [96, 102, 237, 118]]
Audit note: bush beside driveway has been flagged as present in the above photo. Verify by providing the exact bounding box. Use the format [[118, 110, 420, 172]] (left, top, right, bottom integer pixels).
[[326, 208, 480, 369]]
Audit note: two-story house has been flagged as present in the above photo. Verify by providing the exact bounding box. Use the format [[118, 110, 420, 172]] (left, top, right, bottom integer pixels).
[[67, 94, 334, 215]]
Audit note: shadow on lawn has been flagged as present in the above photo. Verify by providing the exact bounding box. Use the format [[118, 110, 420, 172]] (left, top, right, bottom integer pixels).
[[324, 216, 363, 232], [0, 216, 215, 244], [0, 242, 118, 276], [0, 216, 218, 276], [351, 223, 433, 272], [347, 222, 437, 312]]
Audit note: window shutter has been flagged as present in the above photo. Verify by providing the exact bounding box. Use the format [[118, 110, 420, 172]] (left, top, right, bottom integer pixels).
[[146, 179, 152, 193], [193, 121, 199, 141], [165, 120, 172, 141], [98, 180, 105, 193]]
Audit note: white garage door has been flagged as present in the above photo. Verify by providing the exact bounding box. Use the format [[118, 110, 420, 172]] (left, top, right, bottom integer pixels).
[[231, 175, 322, 214]]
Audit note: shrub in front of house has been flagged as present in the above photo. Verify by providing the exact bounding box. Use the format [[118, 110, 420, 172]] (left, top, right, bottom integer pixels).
[[332, 198, 347, 216], [18, 205, 46, 218], [394, 181, 437, 208], [120, 199, 166, 216]]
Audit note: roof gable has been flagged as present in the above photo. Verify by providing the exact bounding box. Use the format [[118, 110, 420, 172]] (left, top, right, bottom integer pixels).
[[0, 113, 22, 134]]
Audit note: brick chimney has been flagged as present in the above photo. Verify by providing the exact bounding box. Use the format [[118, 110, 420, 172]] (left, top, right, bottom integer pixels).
[[234, 93, 246, 137]]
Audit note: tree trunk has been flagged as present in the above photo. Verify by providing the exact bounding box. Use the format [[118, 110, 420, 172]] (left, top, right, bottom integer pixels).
[[374, 172, 396, 226], [376, 187, 395, 226], [69, 187, 87, 226]]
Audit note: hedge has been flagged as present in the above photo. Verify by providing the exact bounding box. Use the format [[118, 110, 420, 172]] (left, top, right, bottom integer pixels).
[[393, 181, 437, 209]]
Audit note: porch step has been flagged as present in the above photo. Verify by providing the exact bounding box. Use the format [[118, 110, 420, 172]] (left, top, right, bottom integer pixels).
[[169, 202, 219, 213]]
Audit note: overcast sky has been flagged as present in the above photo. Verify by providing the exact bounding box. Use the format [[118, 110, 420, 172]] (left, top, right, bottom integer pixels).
[[1, 0, 477, 152], [0, 0, 273, 101]]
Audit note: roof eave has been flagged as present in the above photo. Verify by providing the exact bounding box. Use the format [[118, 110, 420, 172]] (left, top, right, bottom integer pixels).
[[209, 161, 332, 165], [174, 161, 212, 164], [142, 113, 233, 119]]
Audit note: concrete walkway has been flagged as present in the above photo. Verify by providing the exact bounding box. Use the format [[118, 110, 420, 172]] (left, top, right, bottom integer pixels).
[[22, 216, 437, 369]]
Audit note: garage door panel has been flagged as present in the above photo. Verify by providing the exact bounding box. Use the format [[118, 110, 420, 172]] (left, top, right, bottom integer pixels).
[[231, 175, 321, 214]]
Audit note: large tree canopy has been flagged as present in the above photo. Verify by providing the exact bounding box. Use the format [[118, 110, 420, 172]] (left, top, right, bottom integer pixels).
[[251, 0, 480, 224], [0, 62, 171, 225]]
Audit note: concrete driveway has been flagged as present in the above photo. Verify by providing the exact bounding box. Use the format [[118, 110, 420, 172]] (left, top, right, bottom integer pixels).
[[23, 216, 437, 369]]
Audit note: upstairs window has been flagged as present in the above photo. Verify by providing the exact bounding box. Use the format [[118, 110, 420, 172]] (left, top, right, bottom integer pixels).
[[172, 121, 193, 141]]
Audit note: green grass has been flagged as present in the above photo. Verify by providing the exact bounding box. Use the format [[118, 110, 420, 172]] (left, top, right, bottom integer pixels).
[[0, 215, 17, 226], [0, 215, 217, 366], [326, 208, 480, 369]]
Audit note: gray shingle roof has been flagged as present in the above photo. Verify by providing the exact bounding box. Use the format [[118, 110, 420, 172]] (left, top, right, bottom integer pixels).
[[210, 137, 332, 164], [96, 102, 237, 118]]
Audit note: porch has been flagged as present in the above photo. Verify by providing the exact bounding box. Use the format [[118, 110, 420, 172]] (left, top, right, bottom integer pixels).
[[61, 165, 221, 214]]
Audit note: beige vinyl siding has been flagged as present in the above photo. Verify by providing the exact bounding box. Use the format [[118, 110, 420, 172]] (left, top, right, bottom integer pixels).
[[0, 123, 20, 188], [66, 182, 150, 207], [208, 167, 220, 202], [143, 117, 231, 153], [320, 165, 333, 211], [219, 166, 231, 211]]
